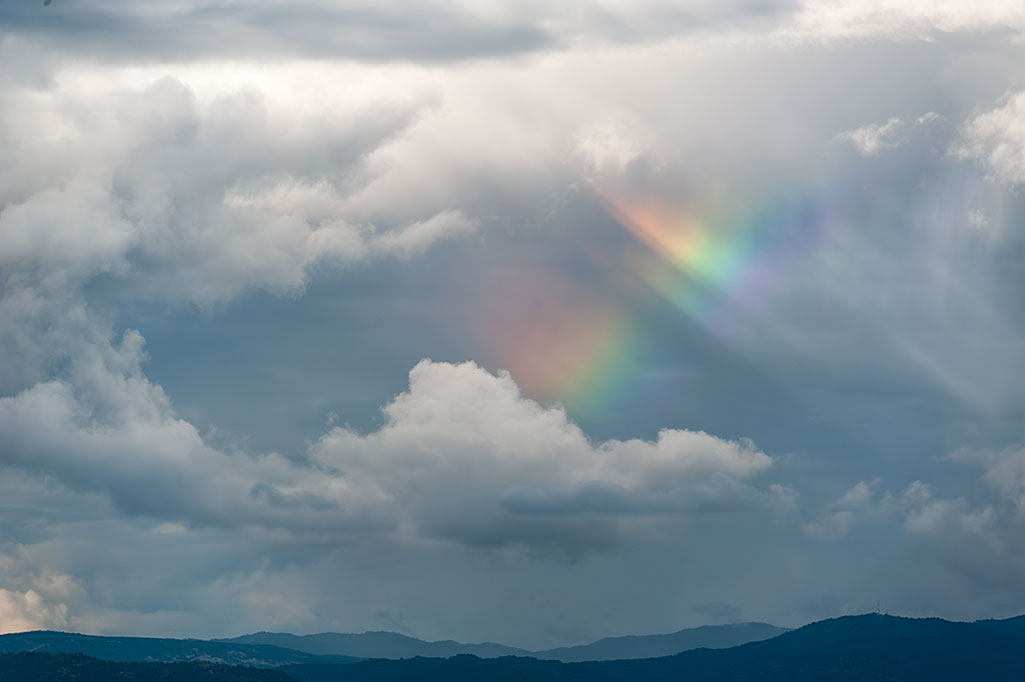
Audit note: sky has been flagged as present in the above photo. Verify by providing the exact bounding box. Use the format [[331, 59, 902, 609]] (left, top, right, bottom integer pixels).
[[1, 0, 1025, 650]]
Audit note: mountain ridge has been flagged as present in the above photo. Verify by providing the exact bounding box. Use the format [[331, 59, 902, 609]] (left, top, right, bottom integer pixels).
[[216, 630, 530, 659], [0, 651, 293, 681], [531, 621, 788, 661], [0, 621, 791, 666], [0, 630, 359, 668], [280, 613, 1025, 682], [4, 614, 1025, 681], [217, 621, 788, 661]]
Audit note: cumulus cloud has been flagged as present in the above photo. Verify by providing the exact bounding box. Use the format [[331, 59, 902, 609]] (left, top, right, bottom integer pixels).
[[803, 479, 879, 539], [0, 71, 473, 308], [0, 589, 69, 634], [0, 62, 478, 414], [0, 353, 779, 555], [0, 330, 373, 534], [956, 90, 1025, 186], [806, 477, 999, 545], [310, 360, 778, 552], [889, 477, 1022, 599], [802, 472, 1025, 600], [902, 493, 996, 540]]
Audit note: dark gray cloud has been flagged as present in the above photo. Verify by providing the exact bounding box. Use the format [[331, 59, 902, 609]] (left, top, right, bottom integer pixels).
[[0, 0, 553, 63], [0, 0, 811, 66]]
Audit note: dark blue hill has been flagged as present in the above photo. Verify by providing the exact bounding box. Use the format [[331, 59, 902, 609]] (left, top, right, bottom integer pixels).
[[221, 622, 785, 661], [532, 622, 788, 661], [218, 630, 529, 659], [0, 630, 358, 668], [0, 651, 295, 681], [282, 614, 1025, 682]]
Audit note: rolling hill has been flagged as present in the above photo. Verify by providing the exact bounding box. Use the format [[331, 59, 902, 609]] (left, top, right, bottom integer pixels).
[[0, 630, 358, 668], [531, 622, 788, 661], [0, 651, 294, 681], [281, 614, 1025, 682], [217, 630, 530, 659], [8, 613, 1025, 681], [220, 622, 786, 662]]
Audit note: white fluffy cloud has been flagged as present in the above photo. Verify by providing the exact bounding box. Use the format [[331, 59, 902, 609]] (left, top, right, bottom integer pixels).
[[0, 589, 69, 635], [312, 360, 776, 550], [956, 90, 1025, 186], [0, 354, 779, 554], [0, 71, 472, 308]]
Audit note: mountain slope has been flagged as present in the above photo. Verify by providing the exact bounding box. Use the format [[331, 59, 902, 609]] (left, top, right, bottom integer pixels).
[[282, 614, 1025, 682], [0, 630, 358, 668], [0, 652, 295, 681], [532, 622, 788, 661], [221, 622, 785, 662], [219, 630, 529, 659]]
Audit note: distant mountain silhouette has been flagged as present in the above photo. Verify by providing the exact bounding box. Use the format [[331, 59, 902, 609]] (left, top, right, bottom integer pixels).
[[0, 652, 293, 681], [0, 630, 359, 668], [0, 623, 783, 669], [220, 622, 785, 661], [532, 622, 788, 661], [281, 614, 1025, 682], [8, 614, 1025, 680], [218, 630, 530, 659]]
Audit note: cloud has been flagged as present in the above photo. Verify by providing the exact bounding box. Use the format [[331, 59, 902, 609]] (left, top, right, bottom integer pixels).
[[0, 330, 367, 533], [782, 0, 1025, 44], [5, 0, 1024, 70], [803, 510, 855, 540], [0, 62, 478, 414], [802, 479, 879, 539], [834, 479, 878, 509], [0, 589, 68, 634], [0, 351, 779, 555], [833, 117, 907, 155], [312, 359, 777, 552], [832, 114, 941, 156], [1, 0, 1025, 642], [806, 477, 998, 543], [902, 494, 996, 539], [955, 90, 1025, 186], [890, 478, 1020, 595], [0, 71, 473, 309], [955, 446, 1025, 513], [364, 209, 477, 260], [809, 472, 1025, 600], [0, 0, 555, 64]]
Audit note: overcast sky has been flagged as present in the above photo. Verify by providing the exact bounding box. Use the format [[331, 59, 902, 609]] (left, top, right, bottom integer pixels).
[[2, 0, 1025, 649]]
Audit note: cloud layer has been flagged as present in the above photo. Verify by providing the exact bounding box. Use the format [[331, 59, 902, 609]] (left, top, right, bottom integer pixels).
[[2, 0, 1025, 648], [0, 353, 779, 550]]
